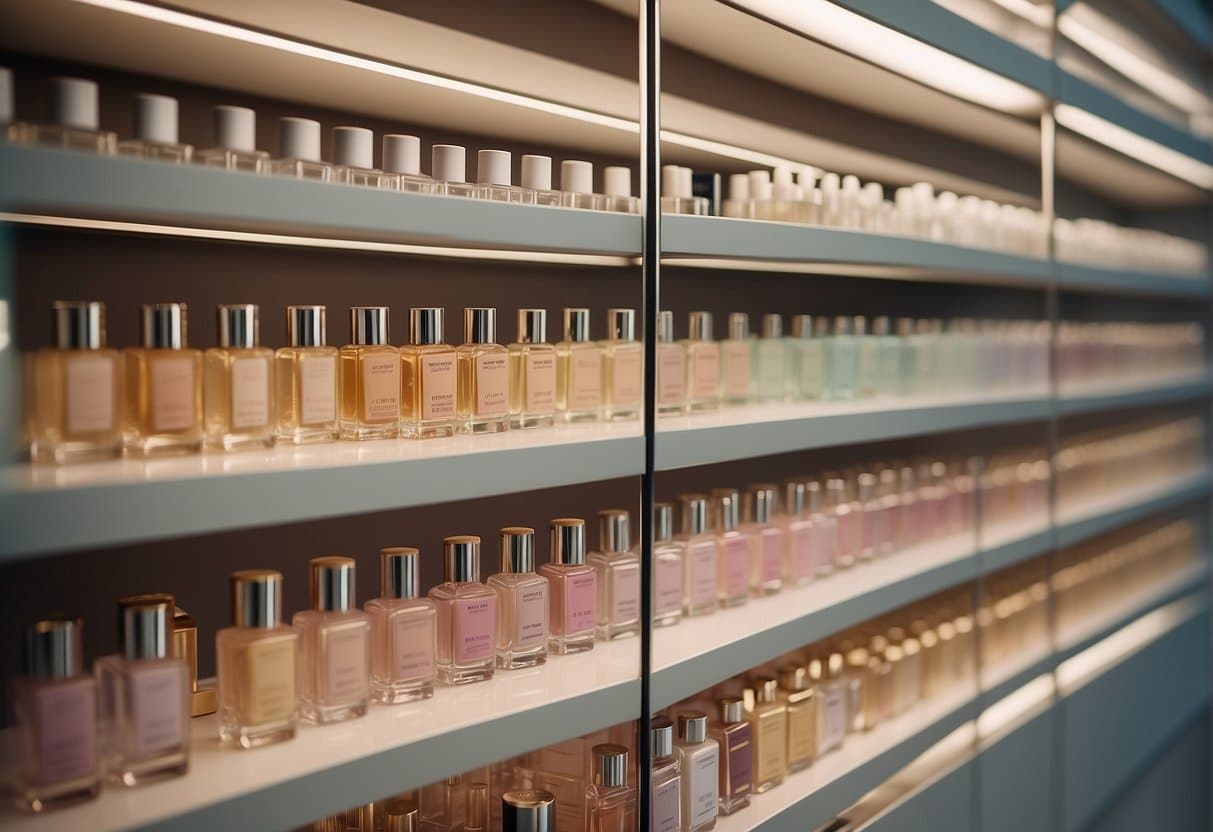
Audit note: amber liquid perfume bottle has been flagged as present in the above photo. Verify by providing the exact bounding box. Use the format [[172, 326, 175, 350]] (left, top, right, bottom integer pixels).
[[195, 105, 269, 173], [340, 306, 400, 440], [778, 665, 816, 773], [488, 527, 550, 669], [216, 570, 297, 748], [11, 618, 101, 812], [710, 698, 752, 816], [332, 126, 392, 188], [116, 93, 192, 163], [96, 594, 189, 786], [585, 744, 637, 832], [508, 308, 557, 429], [539, 518, 597, 654], [743, 484, 784, 597], [20, 77, 116, 154], [429, 536, 498, 685], [683, 311, 720, 413], [602, 308, 642, 421], [748, 677, 788, 792], [589, 509, 641, 640], [556, 307, 604, 423], [711, 489, 750, 608], [294, 557, 371, 725], [383, 134, 433, 193], [652, 503, 685, 628], [276, 305, 338, 445], [366, 547, 437, 704], [400, 307, 457, 438], [269, 117, 333, 181], [456, 307, 510, 434], [27, 300, 123, 463], [204, 304, 274, 451], [650, 718, 682, 832], [124, 303, 203, 456], [656, 310, 687, 416], [675, 712, 719, 832], [679, 494, 718, 617], [719, 313, 752, 406]]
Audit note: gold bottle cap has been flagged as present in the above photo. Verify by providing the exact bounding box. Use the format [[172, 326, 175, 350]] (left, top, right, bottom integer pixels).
[[286, 305, 327, 348], [762, 313, 783, 338], [500, 527, 536, 573], [310, 556, 356, 612], [502, 790, 556, 832], [384, 799, 420, 832], [678, 711, 709, 743], [140, 302, 187, 349], [549, 518, 587, 565], [778, 664, 811, 691], [710, 488, 740, 532], [118, 593, 173, 661], [217, 303, 258, 349], [443, 535, 481, 583], [728, 312, 749, 340], [688, 310, 713, 341], [53, 300, 106, 349], [464, 307, 497, 345], [679, 494, 709, 536], [563, 307, 591, 342], [380, 547, 420, 600], [597, 509, 631, 554], [746, 484, 778, 524], [657, 310, 675, 343], [466, 782, 489, 831], [23, 617, 83, 680], [410, 307, 444, 346], [720, 697, 745, 724], [653, 502, 675, 542], [350, 306, 390, 346], [231, 569, 283, 629], [172, 606, 217, 716], [607, 308, 636, 341], [592, 744, 628, 788], [516, 308, 548, 344], [754, 675, 779, 702]]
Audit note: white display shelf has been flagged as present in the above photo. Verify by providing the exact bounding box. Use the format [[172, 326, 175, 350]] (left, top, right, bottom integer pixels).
[[1, 639, 640, 832], [978, 517, 1052, 575], [1057, 372, 1212, 415], [654, 390, 1051, 470], [0, 423, 643, 560], [1057, 260, 1211, 299], [1054, 468, 1212, 549]]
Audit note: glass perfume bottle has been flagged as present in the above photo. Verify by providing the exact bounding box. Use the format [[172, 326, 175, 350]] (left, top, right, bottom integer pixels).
[[748, 677, 788, 792], [521, 154, 562, 206], [811, 655, 849, 755], [123, 303, 203, 456], [204, 304, 274, 451], [270, 117, 332, 181], [754, 314, 787, 402], [539, 518, 597, 654], [21, 77, 115, 154], [11, 618, 101, 812], [858, 472, 888, 561], [873, 316, 901, 395], [601, 166, 640, 213], [96, 594, 189, 785], [560, 159, 598, 209], [585, 744, 637, 832], [830, 478, 860, 568], [488, 527, 549, 669], [652, 503, 685, 628], [742, 484, 784, 596], [429, 536, 497, 685], [275, 305, 338, 445], [431, 144, 475, 197], [589, 509, 641, 640], [400, 307, 457, 439], [366, 547, 437, 705], [602, 308, 642, 422], [679, 494, 718, 617], [854, 316, 879, 398], [650, 718, 682, 832], [656, 310, 687, 416], [27, 301, 123, 463], [475, 148, 530, 203], [556, 307, 604, 423], [332, 125, 392, 188], [675, 712, 719, 832], [778, 665, 816, 773], [779, 480, 816, 586], [711, 489, 750, 608], [808, 480, 837, 577], [719, 313, 752, 406], [385, 797, 422, 832], [456, 307, 510, 434], [340, 306, 400, 440], [382, 133, 433, 193], [828, 315, 858, 400], [710, 698, 752, 816], [507, 308, 557, 429], [683, 312, 720, 413], [117, 93, 192, 163], [293, 557, 370, 725], [216, 570, 297, 748], [195, 105, 269, 173], [787, 314, 825, 400]]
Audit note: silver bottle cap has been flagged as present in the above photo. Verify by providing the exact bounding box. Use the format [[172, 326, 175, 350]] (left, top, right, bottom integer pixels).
[[517, 309, 548, 344], [53, 300, 106, 350], [385, 799, 420, 832], [607, 308, 636, 341], [563, 307, 591, 342], [119, 593, 173, 661], [380, 547, 420, 600], [549, 518, 587, 565], [834, 315, 852, 335], [310, 556, 356, 612], [410, 307, 445, 345], [720, 697, 745, 723], [592, 743, 629, 788], [140, 303, 188, 349], [597, 509, 631, 553], [688, 311, 713, 341], [500, 527, 536, 573], [464, 307, 497, 344], [711, 488, 740, 532], [502, 790, 556, 832], [779, 664, 811, 691], [23, 618, 84, 680], [230, 569, 283, 629], [678, 711, 709, 743], [651, 716, 675, 759], [807, 480, 824, 513], [217, 303, 258, 349], [287, 305, 327, 347], [351, 306, 390, 346], [785, 480, 807, 516], [654, 502, 674, 542], [873, 315, 890, 336], [747, 484, 777, 524], [853, 315, 867, 336], [657, 310, 675, 343], [755, 675, 779, 702], [444, 535, 481, 582], [791, 314, 813, 339], [728, 312, 750, 340], [762, 314, 783, 338], [680, 494, 709, 535]]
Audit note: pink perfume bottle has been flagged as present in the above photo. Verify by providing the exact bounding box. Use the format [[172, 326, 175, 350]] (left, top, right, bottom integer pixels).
[[366, 547, 437, 705], [652, 503, 686, 628], [589, 509, 641, 640], [293, 557, 371, 725], [829, 478, 860, 568], [742, 484, 783, 596], [899, 466, 921, 547], [430, 536, 497, 685], [585, 744, 637, 832], [858, 473, 886, 561], [538, 518, 597, 654], [488, 527, 550, 669], [710, 489, 750, 608], [879, 469, 902, 556], [678, 495, 718, 617], [807, 481, 837, 577], [779, 480, 816, 586], [650, 717, 682, 832]]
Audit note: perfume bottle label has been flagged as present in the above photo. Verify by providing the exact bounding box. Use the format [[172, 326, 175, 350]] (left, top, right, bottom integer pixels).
[[610, 562, 640, 623], [726, 724, 753, 799], [65, 354, 115, 433], [128, 662, 186, 757], [610, 347, 642, 406], [721, 342, 750, 397], [760, 532, 782, 582], [755, 709, 787, 781], [569, 350, 603, 411], [657, 344, 686, 405], [242, 637, 295, 725], [474, 354, 508, 417], [525, 352, 556, 412], [653, 556, 683, 616], [453, 596, 496, 662], [299, 355, 337, 425], [150, 356, 196, 431], [563, 571, 596, 634], [687, 745, 720, 828], [392, 611, 435, 680], [820, 686, 847, 751], [789, 523, 815, 580], [421, 352, 457, 420], [786, 702, 815, 764], [651, 773, 681, 832], [323, 625, 368, 702], [33, 677, 95, 784], [689, 348, 718, 400], [361, 354, 400, 423], [722, 537, 749, 599], [230, 356, 270, 429], [686, 539, 717, 608], [515, 584, 547, 649]]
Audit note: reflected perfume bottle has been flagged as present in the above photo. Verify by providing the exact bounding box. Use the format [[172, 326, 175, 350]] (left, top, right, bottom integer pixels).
[[828, 315, 858, 400], [400, 307, 457, 439], [204, 304, 274, 451], [602, 309, 642, 422], [20, 77, 115, 153], [650, 718, 682, 832], [117, 94, 192, 163], [275, 305, 339, 445], [539, 518, 597, 654], [683, 312, 720, 413], [779, 480, 816, 586], [787, 314, 826, 400], [340, 306, 400, 440], [656, 311, 687, 416], [560, 159, 597, 209], [586, 744, 637, 832], [431, 144, 475, 197], [754, 315, 787, 402], [456, 307, 510, 434], [719, 313, 752, 406], [27, 301, 123, 464], [430, 536, 497, 685], [675, 712, 719, 832], [293, 557, 370, 725], [601, 166, 640, 214], [475, 149, 530, 203], [556, 307, 604, 423], [488, 527, 549, 669], [742, 485, 783, 596], [589, 509, 641, 640], [123, 303, 203, 456], [522, 154, 562, 206], [508, 308, 557, 429], [748, 677, 787, 792], [778, 665, 816, 773], [711, 489, 749, 608], [366, 547, 437, 705], [679, 494, 718, 617], [270, 117, 332, 181], [333, 126, 392, 188], [652, 503, 685, 628], [710, 698, 752, 816], [382, 133, 433, 193], [195, 106, 268, 173]]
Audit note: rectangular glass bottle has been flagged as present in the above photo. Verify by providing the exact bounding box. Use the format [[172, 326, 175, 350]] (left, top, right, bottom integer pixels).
[[858, 473, 888, 561], [195, 106, 269, 173], [204, 304, 274, 451], [116, 93, 191, 163], [124, 303, 203, 456], [808, 481, 837, 577], [276, 305, 339, 445], [560, 159, 599, 209], [652, 503, 685, 628], [588, 509, 641, 640], [719, 313, 752, 406], [429, 536, 497, 685], [602, 308, 642, 421], [269, 117, 332, 181], [748, 678, 788, 792], [600, 166, 641, 213], [431, 144, 476, 197], [400, 307, 457, 439], [556, 307, 604, 423], [456, 307, 510, 434], [830, 478, 860, 569], [754, 314, 787, 402], [366, 547, 437, 705], [382, 133, 433, 193], [293, 557, 371, 725], [508, 308, 557, 429], [474, 148, 532, 203], [711, 489, 750, 608], [650, 718, 682, 832], [779, 480, 816, 586], [742, 485, 784, 596], [521, 154, 562, 206], [874, 316, 902, 395], [656, 311, 687, 415], [811, 655, 849, 755], [19, 77, 116, 154], [488, 527, 549, 669], [710, 698, 752, 816], [678, 495, 718, 617], [585, 744, 637, 832], [683, 311, 720, 413], [828, 315, 858, 400], [332, 126, 394, 189], [787, 314, 826, 400], [27, 300, 123, 463], [340, 306, 400, 440], [855, 315, 880, 398], [538, 518, 597, 654], [778, 666, 816, 773], [675, 712, 719, 832]]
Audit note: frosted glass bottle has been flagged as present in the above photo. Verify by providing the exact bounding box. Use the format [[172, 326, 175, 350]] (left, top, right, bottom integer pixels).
[[366, 547, 437, 704], [204, 304, 274, 451], [651, 503, 686, 628], [488, 528, 549, 669], [711, 489, 749, 608], [400, 307, 457, 439], [719, 313, 752, 406], [116, 94, 192, 163], [538, 518, 597, 654], [276, 305, 339, 445], [589, 509, 641, 640], [602, 309, 643, 421], [508, 308, 557, 429], [556, 307, 604, 423], [293, 557, 371, 725], [683, 312, 720, 413], [754, 314, 787, 402], [429, 536, 497, 685]]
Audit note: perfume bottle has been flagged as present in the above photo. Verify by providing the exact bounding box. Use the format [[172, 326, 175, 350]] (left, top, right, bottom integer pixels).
[[11, 618, 101, 811], [748, 677, 787, 792], [828, 315, 858, 400], [21, 77, 115, 154], [678, 494, 718, 617], [778, 665, 816, 773], [275, 305, 338, 445], [475, 149, 530, 203], [123, 303, 203, 456], [96, 594, 189, 785], [787, 314, 826, 400], [652, 503, 685, 628], [294, 557, 370, 725], [779, 480, 816, 586], [488, 527, 550, 669], [879, 468, 902, 556], [503, 790, 558, 831], [858, 473, 887, 561], [340, 306, 400, 440], [195, 105, 268, 172], [683, 312, 720, 413], [556, 307, 604, 423], [216, 570, 297, 748], [456, 307, 510, 434], [650, 718, 682, 832], [873, 316, 901, 395], [170, 607, 217, 718], [656, 311, 687, 416], [854, 316, 879, 398], [808, 480, 837, 576], [711, 489, 749, 608], [675, 712, 719, 832], [560, 159, 597, 209], [538, 518, 597, 654], [400, 307, 457, 439], [204, 304, 274, 451], [382, 133, 433, 193], [522, 154, 562, 206], [811, 654, 849, 755], [27, 301, 123, 463], [366, 547, 437, 705], [431, 144, 475, 197], [601, 166, 640, 213], [589, 509, 641, 640], [270, 117, 332, 181], [742, 484, 784, 596], [830, 478, 859, 568], [385, 798, 422, 832], [507, 308, 557, 429], [710, 698, 752, 816], [719, 313, 752, 406], [602, 308, 642, 422], [333, 126, 392, 188], [585, 744, 637, 832], [117, 94, 191, 163], [429, 536, 497, 685], [754, 315, 787, 402]]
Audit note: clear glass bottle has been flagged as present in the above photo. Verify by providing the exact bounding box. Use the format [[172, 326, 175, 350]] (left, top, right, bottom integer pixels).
[[521, 154, 562, 206], [683, 311, 720, 413], [400, 307, 457, 439], [650, 717, 682, 832], [652, 503, 685, 628], [589, 509, 641, 640], [679, 494, 718, 617], [602, 308, 642, 422], [431, 144, 475, 197], [786, 314, 826, 400], [275, 305, 338, 445], [897, 318, 919, 396], [204, 304, 274, 451], [123, 303, 203, 456], [456, 307, 510, 434], [293, 557, 370, 725], [339, 307, 399, 440], [556, 307, 604, 423], [828, 315, 858, 400], [585, 744, 637, 832], [488, 527, 549, 669], [601, 166, 640, 213], [20, 77, 115, 154], [538, 518, 597, 654], [719, 313, 752, 406], [844, 647, 876, 733], [216, 570, 297, 748], [269, 117, 332, 181], [474, 148, 531, 203], [429, 536, 497, 685], [830, 478, 860, 568], [656, 311, 687, 416], [748, 677, 788, 792], [778, 665, 816, 773], [808, 480, 837, 577], [195, 105, 269, 173], [382, 133, 433, 193], [855, 315, 879, 398], [365, 547, 437, 705], [755, 314, 787, 402], [116, 93, 191, 163], [710, 698, 752, 816], [874, 316, 901, 396], [810, 655, 848, 755], [332, 125, 393, 188], [779, 480, 816, 586], [96, 595, 189, 786], [721, 173, 753, 218], [508, 308, 557, 429], [742, 484, 784, 596], [675, 712, 719, 832], [11, 618, 101, 811], [27, 300, 123, 464], [560, 159, 598, 209], [711, 489, 750, 608], [879, 468, 902, 556], [858, 472, 887, 561]]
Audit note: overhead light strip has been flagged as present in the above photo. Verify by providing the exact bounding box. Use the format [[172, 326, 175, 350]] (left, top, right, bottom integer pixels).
[[1055, 104, 1213, 189]]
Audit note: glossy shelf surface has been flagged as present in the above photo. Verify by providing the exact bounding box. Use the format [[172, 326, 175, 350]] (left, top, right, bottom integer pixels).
[[1057, 260, 1211, 299], [1055, 469, 1212, 549], [1058, 372, 1212, 415]]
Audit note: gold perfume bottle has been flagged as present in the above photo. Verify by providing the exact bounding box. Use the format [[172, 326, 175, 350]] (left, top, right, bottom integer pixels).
[[456, 308, 509, 434], [275, 305, 339, 445], [204, 304, 274, 451], [556, 307, 603, 423], [340, 307, 400, 440], [123, 303, 203, 456], [27, 301, 123, 463], [748, 677, 788, 792], [507, 308, 557, 430], [400, 307, 457, 439], [602, 309, 642, 422]]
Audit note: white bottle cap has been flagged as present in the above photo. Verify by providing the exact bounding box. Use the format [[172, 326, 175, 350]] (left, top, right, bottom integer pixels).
[[280, 117, 321, 162], [561, 159, 593, 194], [0, 67, 12, 124], [728, 173, 749, 200], [748, 170, 771, 194], [753, 179, 773, 200], [477, 149, 512, 186], [432, 144, 466, 182], [773, 166, 793, 186], [333, 126, 373, 169], [521, 154, 552, 190], [213, 105, 256, 152], [134, 93, 178, 145], [912, 181, 935, 202], [842, 174, 860, 192], [797, 169, 817, 188], [821, 172, 840, 192], [52, 77, 99, 130], [661, 164, 680, 196], [678, 166, 693, 198], [382, 134, 421, 175], [603, 166, 631, 197], [863, 182, 883, 200]]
